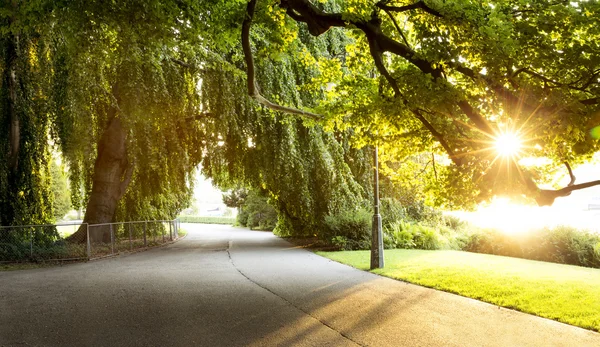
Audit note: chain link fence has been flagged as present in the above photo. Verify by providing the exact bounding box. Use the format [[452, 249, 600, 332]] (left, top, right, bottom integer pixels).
[[0, 219, 181, 263]]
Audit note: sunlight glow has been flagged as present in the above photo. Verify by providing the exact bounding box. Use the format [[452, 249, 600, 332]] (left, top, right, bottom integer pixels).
[[495, 132, 522, 157]]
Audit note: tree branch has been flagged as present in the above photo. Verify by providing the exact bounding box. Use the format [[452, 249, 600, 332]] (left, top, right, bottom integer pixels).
[[413, 109, 462, 166], [381, 9, 411, 48], [171, 58, 193, 68], [243, 0, 322, 119], [367, 34, 401, 97], [457, 100, 495, 135], [581, 97, 600, 105], [376, 1, 443, 17], [536, 180, 600, 206], [565, 162, 576, 186]]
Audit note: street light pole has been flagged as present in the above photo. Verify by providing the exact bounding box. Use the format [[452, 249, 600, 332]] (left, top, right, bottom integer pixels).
[[371, 145, 384, 269]]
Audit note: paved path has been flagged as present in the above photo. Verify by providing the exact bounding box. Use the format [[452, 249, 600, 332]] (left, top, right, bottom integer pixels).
[[1, 224, 599, 346]]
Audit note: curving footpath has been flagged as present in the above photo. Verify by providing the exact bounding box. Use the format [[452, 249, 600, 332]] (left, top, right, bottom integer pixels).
[[1, 223, 599, 346]]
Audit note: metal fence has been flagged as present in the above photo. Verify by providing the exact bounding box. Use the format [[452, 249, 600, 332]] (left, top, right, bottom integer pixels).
[[0, 219, 181, 263]]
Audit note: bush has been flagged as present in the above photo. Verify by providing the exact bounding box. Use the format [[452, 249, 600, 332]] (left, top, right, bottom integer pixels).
[[464, 226, 600, 268], [237, 209, 249, 227], [242, 191, 277, 231], [384, 221, 415, 249], [384, 220, 466, 251], [410, 224, 440, 250], [324, 208, 371, 250], [0, 242, 26, 261], [543, 226, 600, 267], [442, 214, 467, 231], [379, 198, 407, 230], [404, 200, 443, 225]]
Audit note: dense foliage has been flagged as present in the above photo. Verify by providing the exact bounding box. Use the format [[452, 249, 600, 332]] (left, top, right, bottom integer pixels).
[[232, 0, 600, 208], [1, 1, 206, 243], [235, 190, 278, 230], [2, 1, 600, 250]]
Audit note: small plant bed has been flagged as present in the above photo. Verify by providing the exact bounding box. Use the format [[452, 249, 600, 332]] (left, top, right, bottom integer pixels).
[[317, 249, 600, 332]]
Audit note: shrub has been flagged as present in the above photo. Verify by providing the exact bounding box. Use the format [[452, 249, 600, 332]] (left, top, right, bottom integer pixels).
[[237, 209, 249, 227], [384, 221, 415, 249], [324, 208, 371, 250], [410, 223, 440, 250], [331, 236, 350, 251], [442, 214, 467, 231], [379, 198, 407, 230], [464, 226, 600, 268], [234, 190, 278, 231], [0, 242, 26, 261], [544, 226, 600, 267], [405, 200, 443, 225]]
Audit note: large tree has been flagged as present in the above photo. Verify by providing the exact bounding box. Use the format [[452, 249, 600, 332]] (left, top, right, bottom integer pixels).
[[53, 0, 206, 241], [0, 0, 56, 244], [1, 1, 206, 242], [233, 0, 600, 208]]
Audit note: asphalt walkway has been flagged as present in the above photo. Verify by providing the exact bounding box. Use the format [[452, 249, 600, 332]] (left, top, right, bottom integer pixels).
[[1, 224, 599, 346]]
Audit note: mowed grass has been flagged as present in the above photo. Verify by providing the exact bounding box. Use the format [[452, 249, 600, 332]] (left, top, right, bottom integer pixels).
[[56, 224, 79, 237], [317, 249, 600, 331]]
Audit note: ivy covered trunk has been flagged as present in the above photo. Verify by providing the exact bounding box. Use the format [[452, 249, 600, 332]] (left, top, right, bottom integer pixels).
[[70, 116, 132, 243]]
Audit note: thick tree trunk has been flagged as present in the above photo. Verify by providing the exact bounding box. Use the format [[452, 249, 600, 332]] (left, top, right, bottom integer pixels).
[[69, 116, 133, 243]]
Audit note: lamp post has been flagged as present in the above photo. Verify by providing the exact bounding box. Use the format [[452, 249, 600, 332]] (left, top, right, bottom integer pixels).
[[371, 145, 384, 269]]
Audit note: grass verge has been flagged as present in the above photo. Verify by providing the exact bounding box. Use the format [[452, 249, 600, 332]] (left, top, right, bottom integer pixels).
[[317, 249, 600, 332]]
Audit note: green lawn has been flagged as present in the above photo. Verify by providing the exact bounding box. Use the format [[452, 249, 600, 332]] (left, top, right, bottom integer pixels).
[[177, 216, 235, 225], [56, 224, 79, 238], [317, 249, 600, 332]]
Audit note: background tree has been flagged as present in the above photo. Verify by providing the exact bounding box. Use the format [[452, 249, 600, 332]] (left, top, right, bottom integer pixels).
[[48, 1, 206, 241], [223, 188, 249, 214]]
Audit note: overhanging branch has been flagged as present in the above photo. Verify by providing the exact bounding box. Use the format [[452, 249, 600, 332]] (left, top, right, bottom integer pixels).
[[376, 1, 442, 17], [413, 109, 461, 166], [243, 0, 322, 120]]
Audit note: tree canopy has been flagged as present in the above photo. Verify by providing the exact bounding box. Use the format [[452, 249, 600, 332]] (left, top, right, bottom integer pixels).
[[2, 0, 600, 242], [231, 0, 600, 208]]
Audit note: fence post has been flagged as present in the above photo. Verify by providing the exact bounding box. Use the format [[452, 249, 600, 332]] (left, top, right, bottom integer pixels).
[[162, 222, 165, 243], [110, 224, 115, 254], [30, 228, 33, 258], [86, 224, 91, 259], [174, 219, 178, 239], [169, 222, 172, 241], [143, 221, 147, 247], [129, 223, 133, 250]]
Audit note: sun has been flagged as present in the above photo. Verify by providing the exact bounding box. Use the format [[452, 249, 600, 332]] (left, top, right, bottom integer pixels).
[[494, 132, 522, 158]]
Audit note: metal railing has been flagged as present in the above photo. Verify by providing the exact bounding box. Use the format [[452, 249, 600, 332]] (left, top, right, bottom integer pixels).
[[0, 219, 181, 263]]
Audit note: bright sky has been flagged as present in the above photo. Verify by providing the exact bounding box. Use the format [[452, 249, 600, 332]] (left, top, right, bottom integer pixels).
[[451, 161, 600, 234], [192, 169, 230, 215]]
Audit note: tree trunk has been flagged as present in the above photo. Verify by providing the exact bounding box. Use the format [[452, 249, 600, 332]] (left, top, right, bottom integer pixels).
[[69, 116, 133, 243]]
